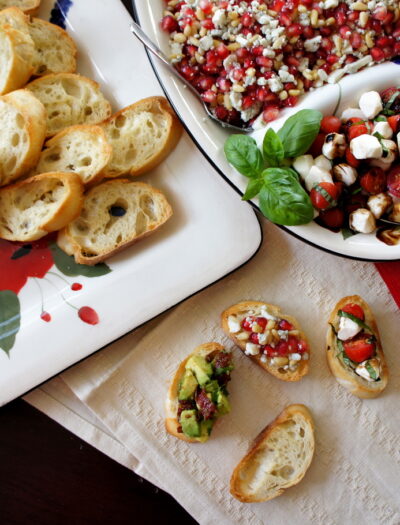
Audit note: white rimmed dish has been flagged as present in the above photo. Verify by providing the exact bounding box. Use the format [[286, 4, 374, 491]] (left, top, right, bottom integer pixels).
[[0, 0, 262, 406], [133, 0, 400, 261]]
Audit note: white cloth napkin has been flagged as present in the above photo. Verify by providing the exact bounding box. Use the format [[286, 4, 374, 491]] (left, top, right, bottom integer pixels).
[[25, 219, 400, 525]]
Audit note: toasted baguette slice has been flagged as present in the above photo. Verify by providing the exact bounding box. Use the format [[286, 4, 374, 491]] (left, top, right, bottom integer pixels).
[[26, 73, 112, 136], [57, 180, 172, 265], [102, 96, 181, 177], [166, 342, 233, 443], [28, 17, 77, 76], [0, 172, 83, 241], [35, 125, 112, 185], [221, 301, 310, 382], [0, 0, 40, 16], [230, 404, 315, 502], [0, 23, 34, 94], [326, 295, 388, 398], [0, 89, 46, 186]]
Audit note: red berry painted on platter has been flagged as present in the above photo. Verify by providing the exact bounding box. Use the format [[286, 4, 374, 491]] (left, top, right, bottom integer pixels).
[[41, 311, 51, 322], [71, 283, 83, 291], [78, 306, 99, 325]]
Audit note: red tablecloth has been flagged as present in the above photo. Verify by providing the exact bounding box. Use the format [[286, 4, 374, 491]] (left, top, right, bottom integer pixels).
[[375, 262, 400, 308]]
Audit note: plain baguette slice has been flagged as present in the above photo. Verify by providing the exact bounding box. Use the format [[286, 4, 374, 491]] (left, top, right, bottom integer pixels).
[[29, 17, 77, 76], [0, 24, 34, 94], [166, 342, 227, 443], [0, 0, 40, 16], [0, 172, 83, 241], [26, 73, 112, 136], [230, 404, 315, 502], [102, 96, 182, 177], [57, 179, 172, 265], [35, 125, 112, 185], [0, 88, 46, 186], [326, 295, 388, 399], [221, 301, 309, 381]]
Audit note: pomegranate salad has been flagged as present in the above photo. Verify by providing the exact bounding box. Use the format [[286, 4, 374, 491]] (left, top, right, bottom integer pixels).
[[161, 0, 400, 127], [224, 88, 400, 239], [332, 301, 381, 382], [227, 304, 309, 372]]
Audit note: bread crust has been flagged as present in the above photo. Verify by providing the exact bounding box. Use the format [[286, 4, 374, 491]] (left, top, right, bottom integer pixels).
[[326, 295, 388, 399], [0, 1, 41, 16], [57, 180, 173, 265], [0, 26, 34, 94], [230, 404, 315, 503], [221, 301, 309, 381], [0, 172, 84, 241], [102, 96, 182, 178], [165, 342, 226, 443]]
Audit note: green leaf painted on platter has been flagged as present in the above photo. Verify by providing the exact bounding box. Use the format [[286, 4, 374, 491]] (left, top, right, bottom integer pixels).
[[0, 290, 20, 355], [341, 228, 356, 240], [50, 243, 111, 278]]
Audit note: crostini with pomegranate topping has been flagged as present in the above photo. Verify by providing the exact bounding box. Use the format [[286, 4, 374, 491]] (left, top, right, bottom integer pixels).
[[221, 301, 310, 381], [326, 295, 388, 398]]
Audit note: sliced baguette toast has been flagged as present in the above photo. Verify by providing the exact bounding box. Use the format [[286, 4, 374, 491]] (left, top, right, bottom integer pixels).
[[26, 73, 112, 136], [326, 295, 388, 398], [0, 172, 83, 241], [0, 88, 46, 186], [29, 17, 77, 76], [221, 301, 310, 381], [0, 23, 34, 94], [35, 125, 112, 185], [0, 0, 40, 16], [166, 342, 234, 443], [102, 97, 182, 177], [230, 404, 315, 502], [57, 179, 172, 265]]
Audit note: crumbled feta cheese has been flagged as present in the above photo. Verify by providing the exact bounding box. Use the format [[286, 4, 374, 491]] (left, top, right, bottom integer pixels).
[[304, 36, 322, 52], [368, 193, 393, 219], [302, 352, 309, 360], [258, 332, 269, 345], [227, 315, 241, 333], [199, 35, 214, 51], [349, 208, 376, 233], [260, 354, 267, 363], [229, 91, 242, 111], [241, 101, 262, 122], [245, 342, 261, 356], [289, 353, 302, 361], [293, 154, 314, 180], [279, 69, 295, 83], [267, 76, 283, 93], [259, 306, 277, 321], [350, 134, 383, 159], [337, 315, 362, 341], [257, 77, 268, 86], [305, 165, 333, 191], [359, 90, 383, 119], [343, 55, 372, 74], [212, 9, 227, 28], [277, 330, 289, 341]]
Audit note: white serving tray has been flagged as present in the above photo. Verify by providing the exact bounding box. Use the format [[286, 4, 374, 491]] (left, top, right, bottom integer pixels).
[[134, 0, 400, 261], [0, 0, 262, 405]]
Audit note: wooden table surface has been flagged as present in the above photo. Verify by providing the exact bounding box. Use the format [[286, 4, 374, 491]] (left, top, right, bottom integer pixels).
[[0, 2, 197, 524]]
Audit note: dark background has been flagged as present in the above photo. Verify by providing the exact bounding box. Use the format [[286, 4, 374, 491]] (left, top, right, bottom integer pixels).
[[0, 1, 197, 524]]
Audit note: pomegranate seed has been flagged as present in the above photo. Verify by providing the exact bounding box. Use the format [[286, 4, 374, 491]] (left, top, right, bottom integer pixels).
[[241, 13, 253, 27], [160, 15, 178, 33], [335, 11, 346, 25], [216, 77, 231, 92], [321, 37, 333, 51], [201, 90, 217, 104], [214, 105, 228, 120], [320, 26, 332, 37], [199, 0, 212, 14], [201, 18, 214, 30], [286, 56, 300, 67], [197, 76, 214, 91], [376, 36, 391, 48], [302, 26, 314, 38], [339, 25, 351, 39], [232, 68, 244, 81], [395, 42, 400, 55], [185, 44, 197, 57], [251, 46, 264, 56], [216, 44, 229, 58], [371, 47, 385, 62], [287, 23, 303, 37], [382, 46, 394, 59], [285, 95, 298, 107], [256, 87, 268, 101], [279, 13, 292, 26], [372, 7, 387, 21], [348, 11, 359, 22], [256, 56, 273, 69], [262, 106, 280, 123], [243, 58, 255, 69], [279, 319, 293, 330], [242, 95, 254, 110], [327, 53, 339, 64], [249, 333, 260, 344], [181, 64, 196, 80], [236, 47, 250, 60]]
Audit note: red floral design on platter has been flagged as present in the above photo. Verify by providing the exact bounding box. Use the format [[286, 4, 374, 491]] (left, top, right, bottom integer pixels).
[[0, 235, 111, 355]]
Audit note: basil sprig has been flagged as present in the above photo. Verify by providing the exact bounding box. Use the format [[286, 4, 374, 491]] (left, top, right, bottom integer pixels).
[[224, 109, 322, 226], [338, 310, 372, 332], [365, 361, 378, 380]]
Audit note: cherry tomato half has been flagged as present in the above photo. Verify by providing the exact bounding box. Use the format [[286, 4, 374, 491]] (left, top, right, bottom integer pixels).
[[320, 115, 342, 134], [387, 115, 400, 133], [345, 147, 361, 168], [309, 132, 326, 157], [343, 333, 375, 363], [348, 123, 369, 141], [360, 167, 387, 195], [387, 165, 400, 198], [310, 182, 339, 210], [341, 303, 365, 320], [319, 207, 345, 228]]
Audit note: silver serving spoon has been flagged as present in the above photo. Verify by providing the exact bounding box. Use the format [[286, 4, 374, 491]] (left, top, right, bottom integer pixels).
[[129, 21, 253, 133]]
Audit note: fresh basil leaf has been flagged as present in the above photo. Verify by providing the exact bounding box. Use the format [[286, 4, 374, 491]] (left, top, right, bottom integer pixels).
[[224, 135, 264, 178], [365, 361, 378, 380], [277, 109, 323, 158], [341, 352, 356, 369], [374, 115, 387, 122], [259, 167, 314, 225], [262, 128, 284, 167], [242, 178, 263, 201], [338, 310, 372, 332]]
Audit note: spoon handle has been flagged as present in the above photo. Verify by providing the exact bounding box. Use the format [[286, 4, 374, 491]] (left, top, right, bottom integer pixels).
[[129, 21, 200, 98]]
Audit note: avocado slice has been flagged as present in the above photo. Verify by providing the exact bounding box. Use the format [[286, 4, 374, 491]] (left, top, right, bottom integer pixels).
[[180, 409, 200, 438], [197, 419, 214, 443], [186, 355, 212, 386], [205, 379, 220, 403], [216, 391, 231, 415], [178, 370, 198, 400]]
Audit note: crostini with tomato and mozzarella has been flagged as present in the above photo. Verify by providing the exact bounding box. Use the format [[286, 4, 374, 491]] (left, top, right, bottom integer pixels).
[[326, 295, 388, 398]]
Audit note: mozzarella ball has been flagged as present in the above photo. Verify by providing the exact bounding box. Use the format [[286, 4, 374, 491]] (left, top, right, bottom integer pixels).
[[350, 134, 382, 159], [333, 163, 358, 186], [349, 208, 376, 233], [340, 108, 366, 121], [314, 154, 332, 171], [359, 91, 383, 119], [367, 193, 393, 219], [322, 133, 347, 159], [293, 154, 314, 180], [389, 203, 400, 223], [304, 165, 333, 192], [373, 121, 393, 139]]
